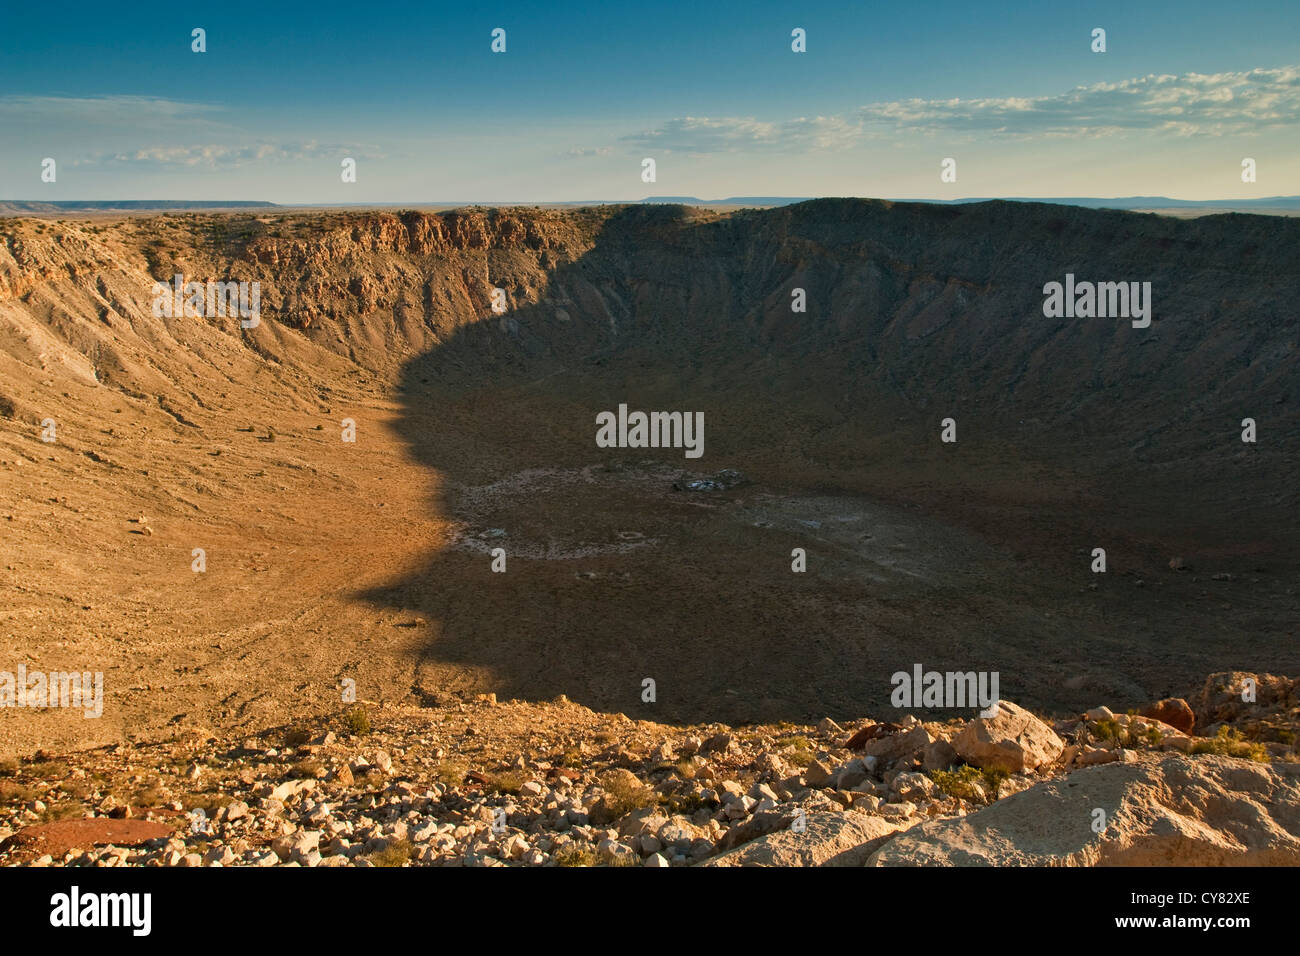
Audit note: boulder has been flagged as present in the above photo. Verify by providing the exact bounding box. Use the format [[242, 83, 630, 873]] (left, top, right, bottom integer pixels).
[[272, 829, 321, 864], [951, 701, 1063, 773], [270, 778, 316, 802], [1138, 698, 1195, 734], [700, 733, 738, 756], [1194, 672, 1297, 729], [860, 725, 932, 767], [922, 739, 958, 772], [868, 754, 1300, 866], [804, 759, 834, 788], [715, 810, 794, 852], [1075, 746, 1121, 767], [891, 772, 936, 801], [0, 818, 173, 858], [703, 811, 914, 867], [617, 807, 669, 839], [845, 722, 902, 750]]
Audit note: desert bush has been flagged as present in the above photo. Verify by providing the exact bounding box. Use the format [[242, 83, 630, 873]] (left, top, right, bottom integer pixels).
[[553, 843, 597, 867], [929, 765, 1008, 801], [1190, 726, 1270, 762], [597, 771, 656, 818], [781, 735, 814, 767], [343, 706, 371, 736], [368, 839, 413, 867], [484, 770, 523, 795]]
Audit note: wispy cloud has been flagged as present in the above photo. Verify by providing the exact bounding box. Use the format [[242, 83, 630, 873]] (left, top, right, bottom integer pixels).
[[80, 141, 384, 169], [0, 94, 227, 130], [564, 145, 614, 158], [621, 115, 859, 154], [858, 66, 1300, 137], [620, 66, 1300, 154], [0, 95, 383, 168]]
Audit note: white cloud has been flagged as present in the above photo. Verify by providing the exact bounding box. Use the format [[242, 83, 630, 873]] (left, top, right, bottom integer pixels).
[[858, 66, 1300, 137], [622, 115, 860, 153], [83, 141, 383, 169], [0, 94, 381, 169], [564, 145, 614, 158], [0, 94, 226, 129], [621, 66, 1300, 154]]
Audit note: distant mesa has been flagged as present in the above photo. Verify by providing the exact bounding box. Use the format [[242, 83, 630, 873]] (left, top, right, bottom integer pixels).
[[0, 200, 278, 215], [4, 196, 1298, 216], [637, 195, 1300, 212]]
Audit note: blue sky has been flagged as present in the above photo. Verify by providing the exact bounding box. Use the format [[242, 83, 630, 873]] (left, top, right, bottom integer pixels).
[[2, 0, 1297, 201]]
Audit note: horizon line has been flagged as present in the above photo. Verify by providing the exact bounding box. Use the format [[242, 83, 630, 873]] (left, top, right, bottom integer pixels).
[[4, 195, 1300, 209]]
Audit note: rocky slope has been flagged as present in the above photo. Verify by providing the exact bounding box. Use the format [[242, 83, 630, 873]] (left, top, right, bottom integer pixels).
[[0, 671, 1294, 867]]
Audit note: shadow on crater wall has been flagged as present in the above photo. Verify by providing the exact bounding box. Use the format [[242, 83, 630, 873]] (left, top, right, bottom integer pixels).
[[362, 202, 1300, 725]]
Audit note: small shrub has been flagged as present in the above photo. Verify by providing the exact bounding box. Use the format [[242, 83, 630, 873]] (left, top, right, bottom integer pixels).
[[40, 801, 85, 823], [929, 766, 985, 801], [1190, 726, 1270, 763], [368, 839, 413, 867], [658, 791, 709, 815], [0, 780, 39, 804], [1093, 719, 1122, 744], [185, 792, 236, 815], [25, 759, 69, 779], [343, 707, 371, 736], [553, 844, 597, 867], [434, 761, 467, 786], [597, 771, 656, 818], [485, 771, 523, 795], [58, 779, 95, 800], [929, 765, 1008, 801], [131, 781, 168, 807], [981, 767, 1010, 792], [782, 736, 814, 767]]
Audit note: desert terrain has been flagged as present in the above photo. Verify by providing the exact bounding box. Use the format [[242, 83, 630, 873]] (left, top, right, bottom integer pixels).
[[2, 200, 1297, 752], [0, 201, 1297, 866]]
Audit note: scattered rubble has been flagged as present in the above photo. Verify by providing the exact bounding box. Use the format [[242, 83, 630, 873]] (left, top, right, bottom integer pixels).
[[0, 671, 1294, 867]]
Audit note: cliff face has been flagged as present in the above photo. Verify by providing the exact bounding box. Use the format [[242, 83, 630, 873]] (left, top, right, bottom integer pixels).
[[2, 198, 1296, 553], [0, 201, 1296, 754], [3, 200, 1296, 432]]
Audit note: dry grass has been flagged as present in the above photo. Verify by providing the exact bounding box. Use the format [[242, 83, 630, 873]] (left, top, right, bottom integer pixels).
[[368, 839, 413, 867], [553, 843, 597, 867], [1190, 727, 1270, 762], [597, 771, 656, 818]]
